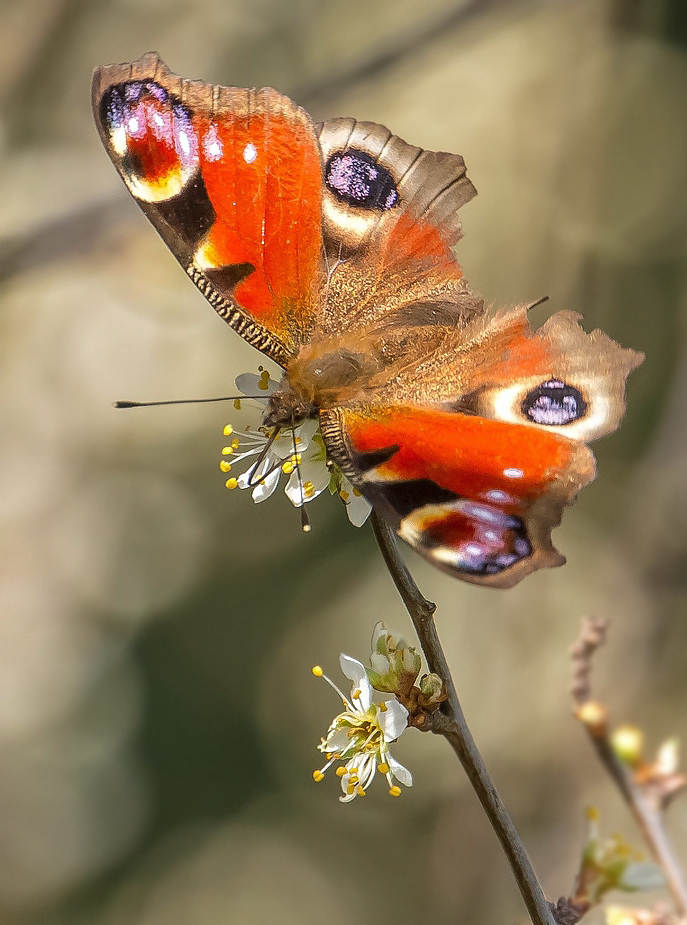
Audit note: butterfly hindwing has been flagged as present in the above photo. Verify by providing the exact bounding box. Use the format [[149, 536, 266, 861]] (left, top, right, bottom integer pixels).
[[321, 403, 594, 588], [320, 308, 643, 587], [92, 53, 325, 366], [314, 117, 483, 340]]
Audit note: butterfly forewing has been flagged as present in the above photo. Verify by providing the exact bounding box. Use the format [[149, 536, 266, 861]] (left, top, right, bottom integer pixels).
[[92, 53, 324, 366]]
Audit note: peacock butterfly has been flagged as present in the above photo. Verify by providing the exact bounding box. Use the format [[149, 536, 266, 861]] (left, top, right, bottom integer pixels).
[[91, 53, 643, 588]]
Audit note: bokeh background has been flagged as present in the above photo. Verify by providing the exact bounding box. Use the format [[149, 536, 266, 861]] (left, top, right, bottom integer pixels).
[[1, 0, 686, 922]]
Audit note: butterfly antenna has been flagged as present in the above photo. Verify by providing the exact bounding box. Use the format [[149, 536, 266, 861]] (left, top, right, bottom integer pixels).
[[246, 426, 281, 488], [114, 395, 263, 409], [291, 411, 311, 533]]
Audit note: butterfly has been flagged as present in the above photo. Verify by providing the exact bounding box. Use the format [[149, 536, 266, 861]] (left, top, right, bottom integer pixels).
[[92, 52, 643, 588]]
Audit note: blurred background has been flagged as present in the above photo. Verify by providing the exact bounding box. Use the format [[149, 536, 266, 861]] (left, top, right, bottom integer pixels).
[[0, 0, 686, 922]]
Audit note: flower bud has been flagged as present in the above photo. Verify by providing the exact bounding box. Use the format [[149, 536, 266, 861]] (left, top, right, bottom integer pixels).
[[367, 622, 421, 694], [611, 725, 644, 768], [419, 672, 445, 704]]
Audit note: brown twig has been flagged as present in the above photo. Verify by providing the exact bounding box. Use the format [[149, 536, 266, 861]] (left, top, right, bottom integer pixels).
[[570, 617, 687, 918], [371, 513, 557, 925]]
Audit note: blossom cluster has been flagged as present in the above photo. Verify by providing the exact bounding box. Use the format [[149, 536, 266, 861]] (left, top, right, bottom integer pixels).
[[219, 372, 371, 526]]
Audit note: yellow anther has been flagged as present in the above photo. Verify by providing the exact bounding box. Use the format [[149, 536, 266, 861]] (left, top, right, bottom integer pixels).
[[348, 775, 359, 785], [258, 370, 270, 390], [339, 490, 350, 502], [312, 770, 325, 782], [295, 436, 302, 444], [353, 487, 362, 497], [312, 666, 323, 677], [291, 453, 302, 464], [223, 424, 233, 436], [282, 461, 294, 474], [378, 762, 389, 774], [219, 460, 232, 473], [346, 785, 355, 795], [231, 438, 240, 449], [304, 481, 314, 498], [356, 786, 366, 796], [379, 702, 388, 712], [234, 399, 241, 410], [585, 806, 600, 823], [225, 478, 238, 490], [389, 786, 402, 798], [353, 689, 361, 700], [221, 446, 234, 455], [335, 767, 346, 777]]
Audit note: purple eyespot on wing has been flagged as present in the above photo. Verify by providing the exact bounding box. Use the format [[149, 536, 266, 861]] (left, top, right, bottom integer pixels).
[[325, 149, 399, 210], [521, 379, 587, 426]]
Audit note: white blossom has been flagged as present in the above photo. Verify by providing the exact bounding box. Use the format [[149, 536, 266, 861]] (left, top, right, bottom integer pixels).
[[312, 654, 412, 802]]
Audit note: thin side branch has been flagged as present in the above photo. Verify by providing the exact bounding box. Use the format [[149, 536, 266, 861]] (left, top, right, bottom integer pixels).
[[371, 513, 557, 925], [570, 617, 687, 918]]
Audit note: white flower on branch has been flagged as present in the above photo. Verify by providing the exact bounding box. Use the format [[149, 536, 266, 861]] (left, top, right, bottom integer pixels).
[[219, 371, 371, 525], [312, 654, 412, 802]]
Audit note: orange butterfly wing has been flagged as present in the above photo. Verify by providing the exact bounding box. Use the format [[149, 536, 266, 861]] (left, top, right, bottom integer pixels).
[[321, 308, 642, 587], [322, 404, 593, 588], [92, 53, 324, 366]]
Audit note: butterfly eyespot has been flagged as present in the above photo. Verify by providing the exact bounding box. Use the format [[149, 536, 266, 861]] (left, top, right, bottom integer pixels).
[[521, 380, 587, 426], [399, 499, 533, 577], [100, 80, 198, 202], [325, 149, 399, 211]]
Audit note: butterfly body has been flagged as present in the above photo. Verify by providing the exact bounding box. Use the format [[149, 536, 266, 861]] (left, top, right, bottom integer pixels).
[[92, 53, 643, 588]]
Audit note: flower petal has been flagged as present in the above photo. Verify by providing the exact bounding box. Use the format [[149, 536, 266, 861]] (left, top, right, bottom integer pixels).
[[379, 700, 409, 742], [369, 653, 391, 675], [239, 455, 281, 502], [371, 622, 388, 654], [340, 478, 372, 527], [272, 432, 303, 459], [251, 465, 281, 502], [236, 453, 272, 489], [284, 456, 330, 507], [295, 418, 319, 444], [339, 655, 372, 710], [235, 372, 278, 397], [339, 654, 367, 687], [387, 753, 413, 787], [322, 728, 351, 755]]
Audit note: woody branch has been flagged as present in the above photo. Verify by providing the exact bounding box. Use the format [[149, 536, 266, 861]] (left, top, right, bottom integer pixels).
[[570, 616, 687, 920], [371, 513, 558, 925]]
